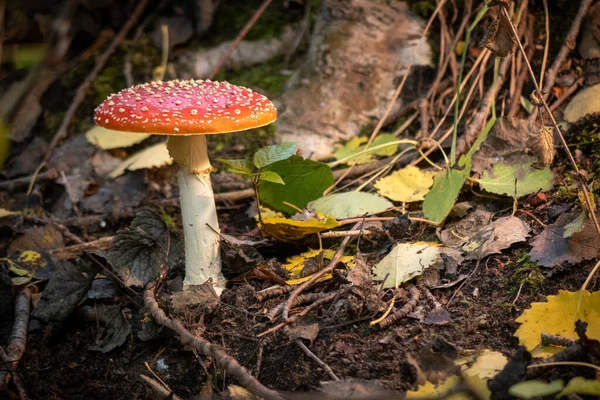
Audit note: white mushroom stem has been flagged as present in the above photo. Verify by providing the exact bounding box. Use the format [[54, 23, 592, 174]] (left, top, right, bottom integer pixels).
[[167, 135, 225, 295]]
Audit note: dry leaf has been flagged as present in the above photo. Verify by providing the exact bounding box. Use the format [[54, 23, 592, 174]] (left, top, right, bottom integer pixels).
[[86, 125, 150, 150], [372, 242, 440, 289], [109, 142, 173, 178], [283, 248, 354, 285], [259, 214, 339, 242], [530, 126, 554, 168], [480, 7, 516, 57]]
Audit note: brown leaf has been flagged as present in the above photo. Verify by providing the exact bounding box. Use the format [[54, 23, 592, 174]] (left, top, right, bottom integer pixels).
[[529, 211, 600, 267], [480, 8, 516, 57], [529, 126, 555, 168], [464, 216, 530, 260], [439, 209, 494, 248]]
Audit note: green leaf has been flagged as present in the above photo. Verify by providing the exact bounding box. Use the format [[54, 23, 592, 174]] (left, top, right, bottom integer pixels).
[[309, 192, 392, 219], [333, 133, 399, 165], [563, 210, 587, 238], [423, 156, 471, 224], [259, 171, 285, 184], [475, 156, 554, 197], [253, 142, 297, 168], [508, 380, 564, 399], [259, 156, 334, 215], [558, 377, 600, 397], [520, 95, 534, 114], [216, 158, 255, 175]]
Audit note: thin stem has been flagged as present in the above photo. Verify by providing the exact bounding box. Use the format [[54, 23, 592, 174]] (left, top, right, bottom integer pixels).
[[327, 139, 418, 168], [539, 0, 550, 88]]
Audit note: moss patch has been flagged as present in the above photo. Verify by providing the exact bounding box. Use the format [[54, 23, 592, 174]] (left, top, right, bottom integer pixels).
[[215, 56, 290, 98]]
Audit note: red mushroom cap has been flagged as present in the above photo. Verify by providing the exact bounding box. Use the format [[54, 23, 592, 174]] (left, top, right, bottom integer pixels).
[[94, 79, 277, 135]]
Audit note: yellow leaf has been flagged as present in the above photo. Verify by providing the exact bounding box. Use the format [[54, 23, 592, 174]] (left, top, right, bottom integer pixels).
[[515, 290, 600, 357], [0, 208, 19, 218], [283, 249, 354, 285], [109, 142, 173, 178], [406, 377, 468, 399], [86, 125, 150, 149], [463, 350, 507, 380], [259, 215, 339, 241], [374, 166, 438, 202]]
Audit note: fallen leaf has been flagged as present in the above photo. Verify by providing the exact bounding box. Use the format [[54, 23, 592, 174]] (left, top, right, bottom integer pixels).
[[530, 126, 554, 168], [515, 290, 600, 356], [474, 156, 553, 197], [372, 242, 440, 289], [107, 209, 184, 287], [563, 210, 587, 238], [558, 377, 600, 397], [463, 216, 530, 260], [0, 208, 18, 218], [440, 209, 494, 248], [283, 248, 354, 285], [109, 142, 173, 178], [259, 214, 339, 242], [479, 5, 516, 57], [88, 278, 120, 300], [171, 281, 219, 315], [88, 305, 131, 353], [287, 316, 319, 342], [488, 348, 531, 397], [406, 376, 467, 399], [528, 211, 600, 267], [259, 156, 334, 215], [564, 83, 600, 123], [374, 166, 439, 202], [32, 259, 99, 321], [8, 225, 64, 255], [464, 350, 508, 380], [85, 125, 150, 149], [309, 191, 392, 219], [509, 380, 564, 399], [333, 133, 399, 165]]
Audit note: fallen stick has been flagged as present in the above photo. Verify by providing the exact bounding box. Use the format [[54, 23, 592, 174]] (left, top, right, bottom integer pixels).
[[0, 288, 31, 391], [49, 236, 113, 260], [143, 284, 283, 400]]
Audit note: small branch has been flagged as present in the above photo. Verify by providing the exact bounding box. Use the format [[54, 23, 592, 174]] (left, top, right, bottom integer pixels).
[[140, 375, 182, 400], [0, 288, 31, 391], [377, 286, 420, 329], [207, 0, 274, 79], [321, 230, 374, 239], [549, 77, 583, 112], [281, 222, 361, 322], [266, 292, 330, 321], [144, 284, 283, 400], [295, 339, 339, 381], [255, 285, 295, 303], [48, 236, 113, 260]]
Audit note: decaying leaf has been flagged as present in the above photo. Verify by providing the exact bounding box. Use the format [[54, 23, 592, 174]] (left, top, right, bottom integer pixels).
[[171, 281, 219, 315], [528, 211, 600, 267], [86, 125, 150, 150], [107, 209, 184, 287], [259, 214, 339, 242], [87, 305, 131, 353], [372, 242, 440, 289], [374, 166, 439, 203], [109, 142, 173, 178], [463, 216, 530, 260], [287, 315, 319, 342], [480, 5, 516, 57], [529, 126, 554, 168], [284, 248, 354, 285], [515, 290, 600, 357], [3, 250, 57, 286], [32, 259, 99, 321], [440, 209, 494, 248], [509, 380, 564, 399], [333, 133, 399, 165], [475, 156, 554, 197], [563, 210, 587, 238], [564, 83, 600, 123], [309, 191, 392, 220], [463, 350, 508, 380]]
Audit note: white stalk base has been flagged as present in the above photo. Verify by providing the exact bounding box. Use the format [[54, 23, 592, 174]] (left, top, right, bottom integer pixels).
[[177, 168, 225, 295]]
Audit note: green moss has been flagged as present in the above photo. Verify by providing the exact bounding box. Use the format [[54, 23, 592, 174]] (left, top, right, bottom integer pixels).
[[208, 1, 310, 43], [215, 56, 290, 98], [506, 253, 545, 294], [93, 65, 126, 104]]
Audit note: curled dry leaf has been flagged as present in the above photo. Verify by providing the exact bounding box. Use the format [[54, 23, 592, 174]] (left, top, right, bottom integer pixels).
[[529, 126, 554, 168], [479, 5, 516, 58]]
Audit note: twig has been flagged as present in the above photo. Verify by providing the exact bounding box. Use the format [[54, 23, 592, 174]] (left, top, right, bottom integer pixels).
[[541, 333, 576, 348], [0, 348, 29, 400], [144, 284, 283, 400], [42, 0, 151, 164], [377, 286, 420, 329], [207, 0, 274, 79], [0, 288, 31, 390], [48, 236, 113, 260], [295, 339, 339, 381], [281, 222, 361, 322], [266, 292, 330, 320], [255, 285, 295, 303], [140, 375, 182, 400], [539, 0, 550, 89], [446, 257, 482, 307], [321, 230, 375, 239], [507, 15, 534, 118]]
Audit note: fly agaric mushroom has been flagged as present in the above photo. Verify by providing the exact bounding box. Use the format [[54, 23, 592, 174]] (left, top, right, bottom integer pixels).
[[94, 79, 277, 294]]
